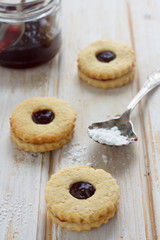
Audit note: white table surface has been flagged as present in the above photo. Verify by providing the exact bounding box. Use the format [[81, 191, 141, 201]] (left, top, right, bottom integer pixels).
[[0, 0, 160, 239]]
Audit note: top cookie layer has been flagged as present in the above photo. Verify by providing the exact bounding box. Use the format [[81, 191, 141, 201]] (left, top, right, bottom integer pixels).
[[10, 97, 76, 144], [45, 165, 120, 224], [78, 40, 135, 80]]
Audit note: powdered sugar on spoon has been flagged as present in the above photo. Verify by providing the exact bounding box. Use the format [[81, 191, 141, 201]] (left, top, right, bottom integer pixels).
[[88, 126, 130, 146], [88, 69, 160, 146]]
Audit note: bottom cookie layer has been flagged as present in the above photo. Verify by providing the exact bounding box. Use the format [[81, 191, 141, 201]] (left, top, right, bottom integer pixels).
[[78, 68, 135, 89], [48, 208, 117, 232], [10, 129, 74, 152]]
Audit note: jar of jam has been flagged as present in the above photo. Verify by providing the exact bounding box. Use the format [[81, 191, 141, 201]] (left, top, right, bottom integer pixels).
[[0, 0, 61, 68]]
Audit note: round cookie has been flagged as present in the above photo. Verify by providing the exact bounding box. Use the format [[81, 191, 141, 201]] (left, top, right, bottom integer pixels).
[[10, 97, 76, 152], [45, 165, 120, 231], [78, 40, 135, 80], [10, 129, 74, 153], [79, 67, 135, 89]]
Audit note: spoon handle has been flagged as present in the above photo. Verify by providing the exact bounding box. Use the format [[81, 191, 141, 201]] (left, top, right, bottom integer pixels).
[[124, 69, 160, 116]]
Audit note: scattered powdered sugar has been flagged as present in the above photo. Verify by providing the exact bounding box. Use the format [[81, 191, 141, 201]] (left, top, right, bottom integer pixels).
[[62, 142, 92, 166], [0, 194, 33, 232], [101, 154, 109, 164], [88, 126, 129, 146], [62, 142, 113, 167]]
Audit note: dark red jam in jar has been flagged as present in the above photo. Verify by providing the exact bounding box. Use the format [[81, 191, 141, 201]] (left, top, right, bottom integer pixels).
[[0, 0, 61, 68]]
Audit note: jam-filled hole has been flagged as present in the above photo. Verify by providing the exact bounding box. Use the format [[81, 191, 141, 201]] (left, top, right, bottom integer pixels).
[[96, 51, 116, 63], [32, 109, 55, 124], [69, 181, 96, 199]]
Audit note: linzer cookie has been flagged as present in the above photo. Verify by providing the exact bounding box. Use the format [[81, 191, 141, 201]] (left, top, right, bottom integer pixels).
[[10, 97, 76, 152], [78, 40, 135, 89], [45, 165, 120, 231]]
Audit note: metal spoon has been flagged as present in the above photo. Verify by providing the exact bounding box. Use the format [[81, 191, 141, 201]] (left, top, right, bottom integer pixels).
[[0, 0, 26, 52], [0, 23, 24, 51], [88, 69, 160, 146]]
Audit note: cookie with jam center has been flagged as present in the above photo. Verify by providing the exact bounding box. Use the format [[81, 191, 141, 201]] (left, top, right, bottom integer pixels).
[[45, 165, 120, 231], [10, 97, 76, 152], [78, 67, 135, 89], [78, 40, 135, 89]]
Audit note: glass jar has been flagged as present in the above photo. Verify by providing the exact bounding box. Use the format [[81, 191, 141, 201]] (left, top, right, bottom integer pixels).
[[0, 0, 61, 68]]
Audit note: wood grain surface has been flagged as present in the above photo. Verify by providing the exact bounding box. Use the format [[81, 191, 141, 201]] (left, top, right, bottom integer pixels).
[[0, 0, 160, 239]]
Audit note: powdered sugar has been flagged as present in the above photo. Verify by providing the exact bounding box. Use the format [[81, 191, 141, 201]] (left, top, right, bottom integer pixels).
[[88, 126, 129, 146], [0, 193, 33, 232], [62, 142, 113, 168], [62, 143, 92, 165], [101, 154, 109, 164]]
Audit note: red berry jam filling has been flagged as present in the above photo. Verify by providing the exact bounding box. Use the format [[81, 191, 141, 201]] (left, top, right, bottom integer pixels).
[[96, 51, 116, 62], [69, 182, 96, 199], [32, 110, 55, 124]]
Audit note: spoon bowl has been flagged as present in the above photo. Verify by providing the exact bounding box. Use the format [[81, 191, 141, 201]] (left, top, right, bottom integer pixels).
[[88, 69, 160, 146], [88, 115, 137, 146], [0, 23, 25, 51]]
